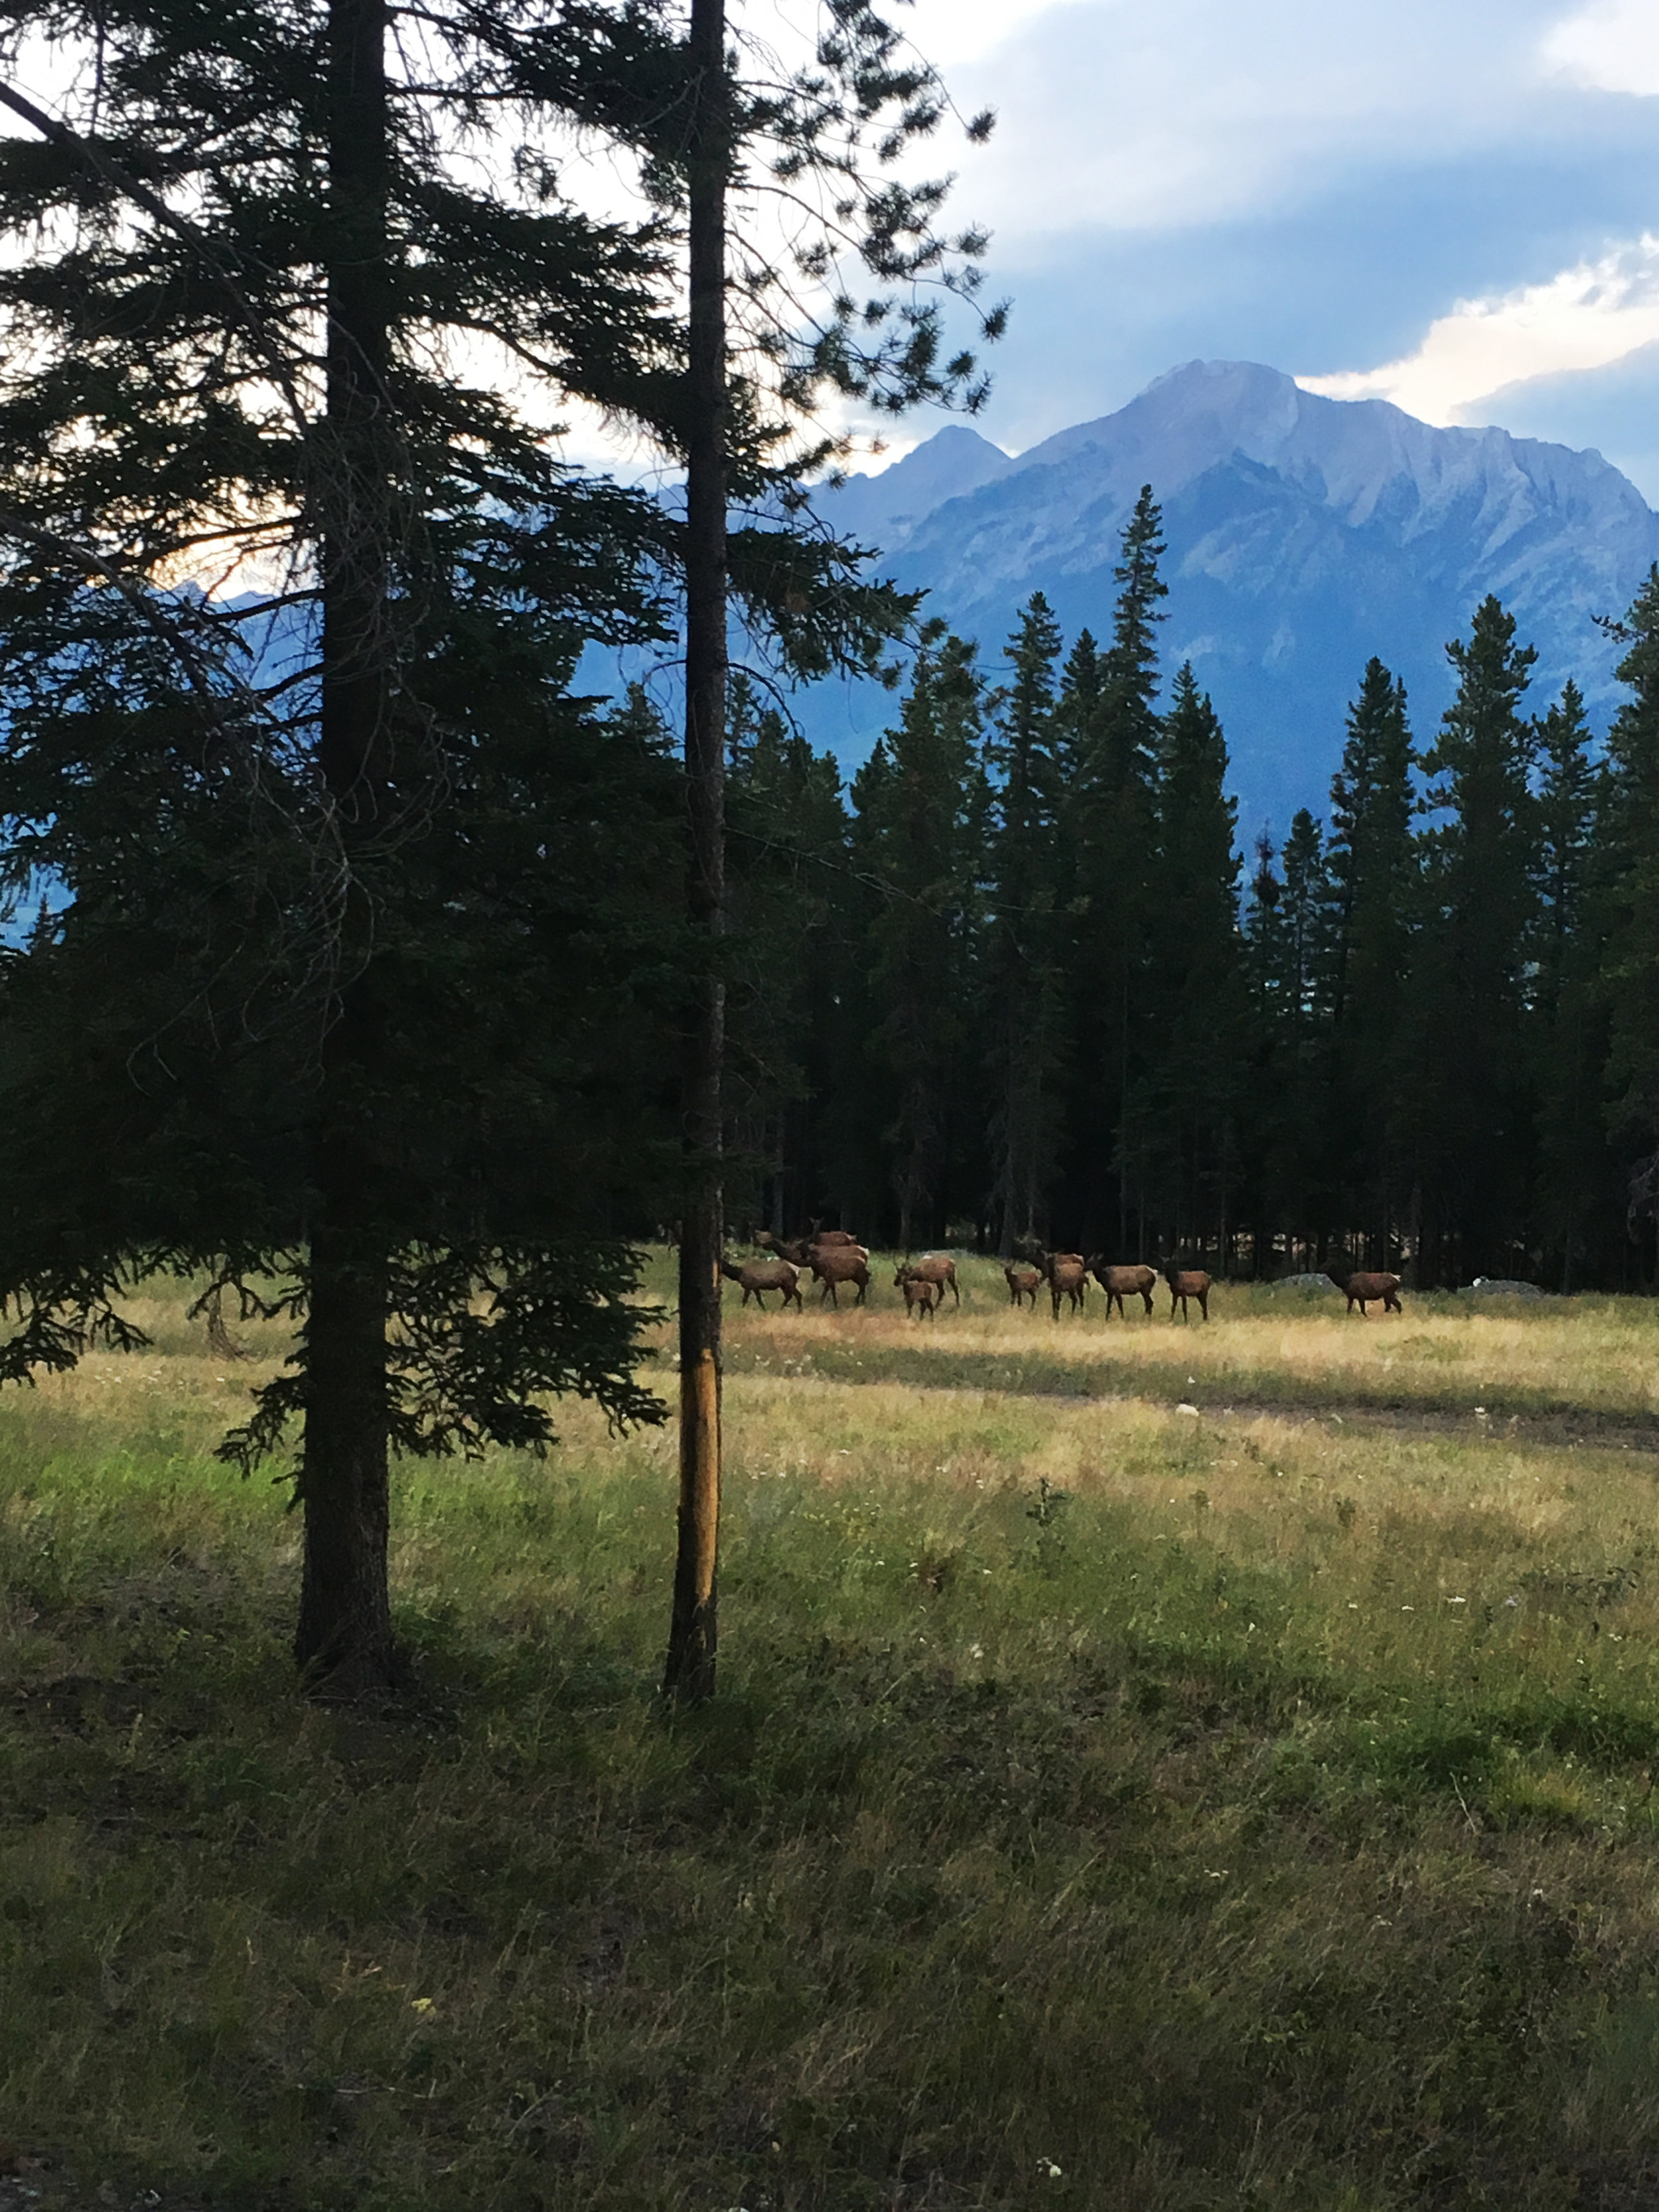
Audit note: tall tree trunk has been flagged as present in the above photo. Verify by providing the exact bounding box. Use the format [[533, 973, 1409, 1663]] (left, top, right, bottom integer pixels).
[[297, 0, 397, 1693], [663, 0, 727, 1705]]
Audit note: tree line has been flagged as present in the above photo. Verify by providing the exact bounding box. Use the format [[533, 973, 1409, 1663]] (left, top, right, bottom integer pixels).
[[723, 492, 1659, 1295]]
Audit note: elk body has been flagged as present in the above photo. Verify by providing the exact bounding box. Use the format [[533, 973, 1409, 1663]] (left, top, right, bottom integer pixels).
[[1163, 1266, 1212, 1322], [901, 1274, 942, 1321], [1044, 1251, 1089, 1319], [809, 1244, 870, 1307], [1004, 1262, 1041, 1308], [1329, 1269, 1402, 1316], [894, 1254, 960, 1308], [719, 1257, 802, 1311], [755, 1226, 861, 1265], [1089, 1259, 1157, 1319]]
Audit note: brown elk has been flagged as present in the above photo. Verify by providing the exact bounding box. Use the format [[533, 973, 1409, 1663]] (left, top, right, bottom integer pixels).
[[1328, 1268, 1402, 1316], [719, 1257, 803, 1311], [1088, 1258, 1157, 1319], [1163, 1264, 1212, 1322], [808, 1244, 870, 1307], [901, 1273, 941, 1321], [756, 1226, 861, 1264], [894, 1254, 960, 1308], [1043, 1250, 1089, 1319], [1004, 1261, 1041, 1308]]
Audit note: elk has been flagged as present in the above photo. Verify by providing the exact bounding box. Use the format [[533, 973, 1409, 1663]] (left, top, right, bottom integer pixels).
[[901, 1273, 942, 1321], [1163, 1264, 1212, 1322], [894, 1254, 960, 1308], [755, 1225, 861, 1264], [719, 1256, 803, 1311], [808, 1244, 870, 1307], [1043, 1250, 1089, 1319], [1328, 1268, 1402, 1316], [1004, 1261, 1041, 1308], [1088, 1258, 1157, 1320]]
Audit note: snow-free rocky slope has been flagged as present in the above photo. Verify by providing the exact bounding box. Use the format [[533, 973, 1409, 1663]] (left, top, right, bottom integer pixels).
[[814, 360, 1659, 829]]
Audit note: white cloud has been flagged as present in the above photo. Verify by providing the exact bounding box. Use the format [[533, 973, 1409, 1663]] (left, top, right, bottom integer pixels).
[[1540, 1, 1659, 94], [1297, 236, 1659, 423]]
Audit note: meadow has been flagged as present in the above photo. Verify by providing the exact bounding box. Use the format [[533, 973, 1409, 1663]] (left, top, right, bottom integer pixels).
[[7, 1257, 1659, 2208]]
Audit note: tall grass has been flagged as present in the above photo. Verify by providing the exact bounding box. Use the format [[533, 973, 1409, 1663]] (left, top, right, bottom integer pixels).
[[5, 1274, 1659, 2206]]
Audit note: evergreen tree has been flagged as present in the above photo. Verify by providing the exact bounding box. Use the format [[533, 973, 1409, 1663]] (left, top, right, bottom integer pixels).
[[1057, 489, 1167, 1252], [1138, 662, 1243, 1260], [1532, 680, 1609, 1288], [722, 677, 851, 1238], [1597, 569, 1659, 1278], [1398, 597, 1539, 1282], [0, 0, 703, 1691], [1326, 659, 1415, 1263], [851, 628, 989, 1248], [985, 593, 1066, 1251]]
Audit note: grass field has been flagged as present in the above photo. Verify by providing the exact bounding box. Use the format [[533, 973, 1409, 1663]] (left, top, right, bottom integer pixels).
[[8, 1254, 1659, 2208]]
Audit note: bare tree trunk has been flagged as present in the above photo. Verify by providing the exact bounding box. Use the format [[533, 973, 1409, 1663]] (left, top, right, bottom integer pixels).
[[296, 0, 398, 1695], [663, 0, 728, 1706]]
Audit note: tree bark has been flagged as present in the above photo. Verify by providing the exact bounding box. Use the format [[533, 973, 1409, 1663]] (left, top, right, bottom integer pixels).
[[662, 0, 728, 1706], [296, 0, 399, 1694]]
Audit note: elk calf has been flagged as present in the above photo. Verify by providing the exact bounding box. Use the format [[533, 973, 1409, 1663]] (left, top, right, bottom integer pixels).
[[1328, 1269, 1402, 1316], [719, 1257, 803, 1311], [901, 1274, 941, 1321], [1089, 1259, 1157, 1319], [1004, 1261, 1041, 1308]]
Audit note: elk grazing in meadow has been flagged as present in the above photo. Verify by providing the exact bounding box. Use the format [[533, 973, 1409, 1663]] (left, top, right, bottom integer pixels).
[[808, 1244, 871, 1307], [1328, 1268, 1402, 1316], [894, 1254, 960, 1308], [1004, 1261, 1041, 1308], [901, 1273, 942, 1321], [1088, 1258, 1157, 1319], [719, 1256, 803, 1311], [1163, 1264, 1212, 1322], [1043, 1251, 1089, 1319]]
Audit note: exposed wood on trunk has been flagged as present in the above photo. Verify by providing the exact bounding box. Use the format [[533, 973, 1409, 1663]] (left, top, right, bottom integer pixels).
[[663, 0, 729, 1706]]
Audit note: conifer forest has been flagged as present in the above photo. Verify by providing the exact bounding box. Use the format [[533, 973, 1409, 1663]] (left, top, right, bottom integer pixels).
[[726, 500, 1659, 1300]]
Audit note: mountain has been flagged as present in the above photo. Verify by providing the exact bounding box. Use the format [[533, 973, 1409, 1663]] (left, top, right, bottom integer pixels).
[[809, 359, 1659, 831]]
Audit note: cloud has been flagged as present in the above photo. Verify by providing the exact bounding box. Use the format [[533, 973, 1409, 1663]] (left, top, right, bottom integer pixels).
[[1541, 1, 1659, 95], [932, 0, 1569, 241], [1297, 236, 1659, 425]]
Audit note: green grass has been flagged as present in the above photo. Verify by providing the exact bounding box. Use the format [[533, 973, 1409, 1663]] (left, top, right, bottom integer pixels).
[[8, 1276, 1659, 2205]]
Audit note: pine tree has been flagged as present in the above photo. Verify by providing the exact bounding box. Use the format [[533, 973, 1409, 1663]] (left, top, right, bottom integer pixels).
[[1139, 662, 1243, 1262], [985, 594, 1066, 1252], [1326, 659, 1415, 1263], [1058, 490, 1167, 1253], [0, 0, 706, 1691], [1531, 680, 1609, 1288], [1597, 569, 1659, 1278], [851, 629, 989, 1248], [1399, 597, 1539, 1282]]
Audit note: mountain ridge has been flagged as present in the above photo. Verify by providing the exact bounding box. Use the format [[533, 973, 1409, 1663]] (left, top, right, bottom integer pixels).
[[812, 360, 1659, 829]]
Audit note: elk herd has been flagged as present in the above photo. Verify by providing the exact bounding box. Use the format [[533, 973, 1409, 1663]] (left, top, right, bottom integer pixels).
[[720, 1233, 1404, 1323]]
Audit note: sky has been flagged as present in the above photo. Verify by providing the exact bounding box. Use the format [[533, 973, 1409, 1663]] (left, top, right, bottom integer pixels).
[[816, 0, 1659, 500]]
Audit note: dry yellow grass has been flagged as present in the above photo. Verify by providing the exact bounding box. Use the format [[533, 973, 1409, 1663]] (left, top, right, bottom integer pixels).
[[8, 1263, 1659, 2207]]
